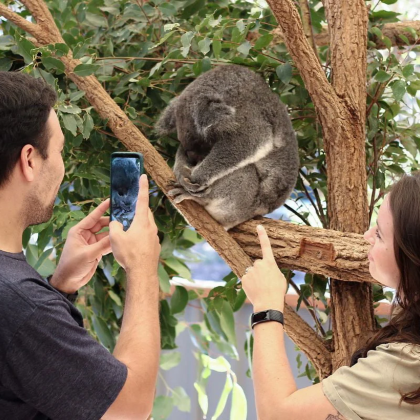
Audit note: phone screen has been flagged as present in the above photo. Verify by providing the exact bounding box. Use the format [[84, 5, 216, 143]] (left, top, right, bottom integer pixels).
[[110, 153, 144, 231]]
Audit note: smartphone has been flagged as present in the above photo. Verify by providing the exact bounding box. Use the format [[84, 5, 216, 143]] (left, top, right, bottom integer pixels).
[[110, 152, 144, 231]]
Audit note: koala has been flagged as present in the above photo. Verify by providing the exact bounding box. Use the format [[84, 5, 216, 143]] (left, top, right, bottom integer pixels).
[[111, 157, 140, 230], [156, 65, 299, 230]]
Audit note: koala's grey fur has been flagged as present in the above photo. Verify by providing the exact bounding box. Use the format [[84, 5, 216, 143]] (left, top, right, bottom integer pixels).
[[156, 65, 299, 230]]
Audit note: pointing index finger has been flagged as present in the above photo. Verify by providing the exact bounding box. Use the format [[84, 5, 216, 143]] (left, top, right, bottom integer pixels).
[[78, 199, 110, 230], [257, 224, 275, 261]]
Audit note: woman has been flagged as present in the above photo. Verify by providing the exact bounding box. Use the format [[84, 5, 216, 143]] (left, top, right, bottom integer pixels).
[[241, 173, 420, 420]]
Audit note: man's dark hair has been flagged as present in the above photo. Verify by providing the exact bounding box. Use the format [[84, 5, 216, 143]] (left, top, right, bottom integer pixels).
[[0, 71, 57, 187]]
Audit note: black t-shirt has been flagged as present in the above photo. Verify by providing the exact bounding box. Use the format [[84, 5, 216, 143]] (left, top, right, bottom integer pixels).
[[0, 250, 127, 420]]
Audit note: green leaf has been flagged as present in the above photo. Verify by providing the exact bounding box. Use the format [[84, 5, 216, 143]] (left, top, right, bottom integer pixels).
[[254, 33, 273, 50], [160, 351, 181, 370], [85, 12, 108, 28], [0, 58, 12, 71], [213, 40, 221, 58], [194, 382, 208, 415], [16, 37, 35, 64], [380, 0, 398, 4], [69, 90, 86, 102], [108, 290, 122, 306], [198, 37, 212, 55], [92, 315, 115, 349], [220, 300, 236, 345], [61, 114, 78, 136], [391, 80, 406, 101], [0, 35, 15, 51], [237, 41, 251, 57], [276, 63, 293, 84], [152, 396, 174, 419], [203, 355, 231, 372], [83, 113, 95, 139], [171, 286, 189, 314], [73, 64, 100, 77], [172, 387, 191, 412], [159, 3, 177, 17], [180, 31, 195, 57], [374, 70, 392, 83], [212, 375, 233, 420], [164, 257, 191, 280], [233, 288, 247, 312], [230, 383, 247, 420], [158, 263, 171, 293], [236, 20, 245, 34], [42, 57, 65, 73], [402, 64, 414, 78], [58, 103, 82, 114]]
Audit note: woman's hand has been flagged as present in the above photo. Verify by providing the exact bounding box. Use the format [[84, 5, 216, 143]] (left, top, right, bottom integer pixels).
[[241, 225, 288, 312]]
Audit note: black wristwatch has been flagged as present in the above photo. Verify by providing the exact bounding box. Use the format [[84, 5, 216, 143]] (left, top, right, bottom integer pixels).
[[251, 309, 284, 329], [46, 275, 79, 304]]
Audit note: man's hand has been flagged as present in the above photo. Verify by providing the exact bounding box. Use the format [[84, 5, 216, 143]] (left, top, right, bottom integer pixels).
[[109, 174, 161, 278], [50, 199, 112, 294]]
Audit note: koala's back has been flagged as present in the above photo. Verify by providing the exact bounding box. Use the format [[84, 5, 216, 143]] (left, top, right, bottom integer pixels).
[[183, 65, 274, 105]]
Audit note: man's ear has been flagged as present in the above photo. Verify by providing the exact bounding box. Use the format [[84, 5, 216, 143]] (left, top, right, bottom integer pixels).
[[155, 97, 179, 135], [19, 144, 37, 182], [192, 93, 237, 138]]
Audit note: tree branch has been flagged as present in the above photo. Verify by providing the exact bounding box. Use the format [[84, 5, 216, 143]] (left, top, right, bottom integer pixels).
[[266, 0, 337, 114], [231, 218, 376, 285], [0, 3, 39, 36], [271, 20, 420, 50]]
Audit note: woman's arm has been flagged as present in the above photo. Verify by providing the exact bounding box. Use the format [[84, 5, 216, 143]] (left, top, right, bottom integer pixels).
[[242, 225, 345, 420]]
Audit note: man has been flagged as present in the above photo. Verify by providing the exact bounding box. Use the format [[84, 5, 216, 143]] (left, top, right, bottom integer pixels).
[[0, 71, 161, 420]]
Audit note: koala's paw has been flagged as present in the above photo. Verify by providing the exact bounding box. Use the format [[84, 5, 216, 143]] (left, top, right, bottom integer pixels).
[[168, 185, 210, 203], [182, 177, 208, 193]]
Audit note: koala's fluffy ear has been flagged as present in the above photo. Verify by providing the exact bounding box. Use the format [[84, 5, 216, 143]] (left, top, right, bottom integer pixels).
[[155, 97, 179, 135], [192, 93, 236, 138]]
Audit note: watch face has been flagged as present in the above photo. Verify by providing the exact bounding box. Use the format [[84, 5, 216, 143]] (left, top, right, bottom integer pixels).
[[253, 311, 269, 323]]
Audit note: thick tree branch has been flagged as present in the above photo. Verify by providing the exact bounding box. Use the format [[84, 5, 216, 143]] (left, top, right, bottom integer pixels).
[[0, 0, 332, 376], [0, 3, 39, 36], [231, 218, 377, 285], [266, 0, 337, 115], [271, 21, 420, 50]]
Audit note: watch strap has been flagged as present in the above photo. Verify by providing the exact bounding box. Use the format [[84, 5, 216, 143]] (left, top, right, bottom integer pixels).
[[251, 309, 284, 329]]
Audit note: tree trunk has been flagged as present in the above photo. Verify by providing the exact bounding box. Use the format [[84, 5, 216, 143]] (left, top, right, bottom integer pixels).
[[267, 0, 376, 370]]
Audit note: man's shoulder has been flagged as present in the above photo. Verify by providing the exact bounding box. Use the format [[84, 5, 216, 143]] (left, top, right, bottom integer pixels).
[[0, 251, 60, 306]]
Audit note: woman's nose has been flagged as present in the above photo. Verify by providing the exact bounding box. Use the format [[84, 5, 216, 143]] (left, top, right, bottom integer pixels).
[[363, 227, 374, 244]]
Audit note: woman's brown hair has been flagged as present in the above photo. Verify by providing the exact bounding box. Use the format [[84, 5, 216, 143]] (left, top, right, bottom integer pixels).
[[350, 172, 420, 405]]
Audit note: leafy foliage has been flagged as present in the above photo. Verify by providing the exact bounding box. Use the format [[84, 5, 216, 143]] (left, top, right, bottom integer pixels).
[[1, 0, 419, 416]]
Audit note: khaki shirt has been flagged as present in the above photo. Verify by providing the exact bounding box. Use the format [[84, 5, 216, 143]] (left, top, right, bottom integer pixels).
[[322, 342, 420, 420]]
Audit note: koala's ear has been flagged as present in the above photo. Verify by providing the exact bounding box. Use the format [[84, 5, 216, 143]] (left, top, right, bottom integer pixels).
[[155, 97, 179, 135], [192, 93, 236, 137]]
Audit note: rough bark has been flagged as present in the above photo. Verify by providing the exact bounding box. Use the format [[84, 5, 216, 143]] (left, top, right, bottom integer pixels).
[[231, 219, 378, 285], [271, 20, 420, 50], [267, 0, 375, 370], [0, 0, 332, 377]]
